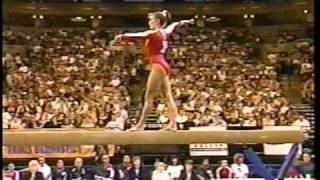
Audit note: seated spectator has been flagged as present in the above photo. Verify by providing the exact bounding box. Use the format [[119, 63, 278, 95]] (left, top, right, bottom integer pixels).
[[231, 153, 249, 179], [20, 160, 45, 180], [38, 156, 52, 180], [215, 160, 232, 179], [118, 155, 132, 180], [296, 153, 314, 178], [302, 76, 314, 105], [69, 158, 91, 180], [152, 162, 170, 180], [52, 160, 68, 180], [4, 162, 19, 180], [159, 112, 169, 125], [286, 166, 301, 178], [105, 117, 123, 131], [127, 156, 150, 180], [43, 117, 63, 128], [167, 156, 184, 180], [178, 160, 201, 180], [176, 110, 188, 124], [94, 155, 119, 180], [291, 115, 311, 133], [197, 159, 213, 180], [2, 108, 12, 129]]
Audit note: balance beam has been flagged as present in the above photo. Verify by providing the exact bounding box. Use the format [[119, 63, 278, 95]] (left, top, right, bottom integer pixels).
[[3, 128, 304, 145]]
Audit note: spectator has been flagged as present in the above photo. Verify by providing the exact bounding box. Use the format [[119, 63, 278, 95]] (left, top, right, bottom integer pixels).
[[231, 153, 249, 179], [52, 160, 68, 180], [94, 155, 119, 180], [43, 117, 63, 128], [127, 156, 150, 180], [167, 156, 183, 180], [38, 156, 52, 180], [20, 160, 45, 180], [4, 162, 20, 180], [118, 155, 132, 180], [152, 162, 170, 180], [105, 116, 123, 131], [301, 76, 314, 105], [69, 158, 90, 180], [178, 160, 201, 180], [286, 166, 301, 178], [215, 160, 232, 179], [297, 153, 314, 178], [291, 115, 311, 134], [197, 159, 213, 180]]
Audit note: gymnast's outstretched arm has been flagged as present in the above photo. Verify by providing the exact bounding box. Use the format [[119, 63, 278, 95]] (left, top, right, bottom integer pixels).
[[164, 19, 194, 35], [114, 30, 156, 42]]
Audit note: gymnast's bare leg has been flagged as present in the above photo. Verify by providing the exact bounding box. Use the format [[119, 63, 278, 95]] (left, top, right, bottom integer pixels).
[[127, 64, 163, 131], [160, 70, 178, 131]]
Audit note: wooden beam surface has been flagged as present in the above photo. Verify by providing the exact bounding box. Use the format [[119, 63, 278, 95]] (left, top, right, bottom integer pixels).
[[3, 128, 304, 145]]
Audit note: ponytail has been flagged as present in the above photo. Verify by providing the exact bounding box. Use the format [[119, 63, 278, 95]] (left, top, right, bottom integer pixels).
[[162, 10, 172, 22], [149, 10, 172, 27]]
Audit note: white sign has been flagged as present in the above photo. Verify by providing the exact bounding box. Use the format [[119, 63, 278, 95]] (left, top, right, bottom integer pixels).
[[263, 143, 302, 155], [190, 143, 228, 156]]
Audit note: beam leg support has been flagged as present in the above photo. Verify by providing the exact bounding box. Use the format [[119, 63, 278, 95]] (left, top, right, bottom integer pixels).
[[243, 148, 274, 180], [276, 143, 299, 179]]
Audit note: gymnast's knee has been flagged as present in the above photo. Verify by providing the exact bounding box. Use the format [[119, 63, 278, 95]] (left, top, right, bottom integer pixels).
[[143, 95, 154, 107]]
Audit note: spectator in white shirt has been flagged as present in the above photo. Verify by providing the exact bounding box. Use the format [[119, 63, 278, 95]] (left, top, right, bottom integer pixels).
[[114, 111, 125, 130], [292, 115, 311, 132], [292, 115, 311, 138], [152, 162, 170, 180], [120, 108, 128, 121], [110, 77, 121, 87], [156, 103, 166, 114], [159, 112, 169, 124], [231, 153, 249, 179], [2, 110, 12, 128], [106, 117, 123, 131], [38, 156, 52, 180], [167, 157, 183, 179], [176, 110, 188, 124]]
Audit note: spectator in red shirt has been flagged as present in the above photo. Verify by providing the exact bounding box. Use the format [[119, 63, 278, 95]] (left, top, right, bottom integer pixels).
[[4, 163, 20, 180], [215, 160, 232, 179], [286, 166, 301, 178]]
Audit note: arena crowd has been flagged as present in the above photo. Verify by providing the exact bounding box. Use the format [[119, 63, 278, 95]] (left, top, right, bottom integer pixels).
[[2, 27, 313, 132], [3, 152, 315, 180]]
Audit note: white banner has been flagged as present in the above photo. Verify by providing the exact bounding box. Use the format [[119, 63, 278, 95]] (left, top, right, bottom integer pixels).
[[189, 127, 228, 156], [262, 126, 303, 155], [190, 143, 228, 156], [263, 143, 302, 155]]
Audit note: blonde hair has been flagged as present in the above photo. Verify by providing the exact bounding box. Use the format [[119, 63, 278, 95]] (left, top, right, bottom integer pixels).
[[148, 10, 172, 27], [28, 160, 40, 170]]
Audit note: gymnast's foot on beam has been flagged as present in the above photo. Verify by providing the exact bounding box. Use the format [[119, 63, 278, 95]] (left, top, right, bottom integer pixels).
[[160, 123, 177, 132], [126, 124, 145, 131]]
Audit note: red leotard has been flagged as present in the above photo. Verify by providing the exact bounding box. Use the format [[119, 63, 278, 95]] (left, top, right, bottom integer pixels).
[[121, 30, 170, 73]]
